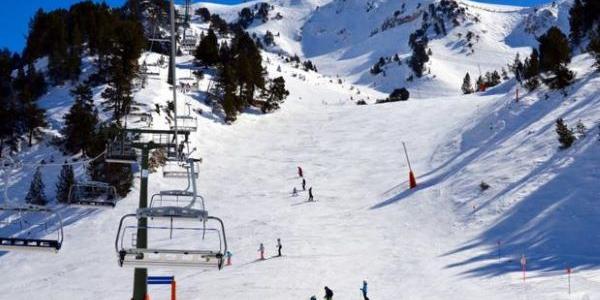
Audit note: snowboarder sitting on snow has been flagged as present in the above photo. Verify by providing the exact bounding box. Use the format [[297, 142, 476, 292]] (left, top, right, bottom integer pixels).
[[360, 280, 369, 300], [276, 238, 282, 257], [308, 187, 314, 202], [324, 286, 334, 300]]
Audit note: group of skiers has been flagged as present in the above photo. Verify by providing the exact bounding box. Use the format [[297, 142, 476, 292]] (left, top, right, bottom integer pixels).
[[309, 281, 369, 300], [257, 238, 283, 260], [293, 166, 314, 201]]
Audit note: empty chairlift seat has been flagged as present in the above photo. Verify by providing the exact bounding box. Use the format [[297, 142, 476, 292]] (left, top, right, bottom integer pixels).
[[163, 160, 198, 178], [171, 115, 198, 132], [115, 212, 227, 269], [0, 205, 64, 253], [106, 138, 138, 164], [68, 181, 118, 207]]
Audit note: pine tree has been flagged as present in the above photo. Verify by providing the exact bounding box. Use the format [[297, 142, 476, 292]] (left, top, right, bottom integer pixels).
[[26, 167, 47, 205], [588, 26, 600, 70], [262, 76, 289, 113], [569, 0, 585, 45], [194, 29, 219, 66], [409, 43, 429, 78], [538, 27, 574, 89], [56, 161, 75, 203], [556, 118, 575, 149], [13, 65, 47, 147], [539, 27, 571, 72], [523, 49, 541, 91], [63, 83, 99, 155], [263, 31, 275, 47], [489, 71, 501, 87], [0, 49, 20, 156], [461, 72, 474, 94], [510, 53, 524, 83], [101, 20, 145, 120], [47, 10, 70, 84], [501, 68, 509, 80]]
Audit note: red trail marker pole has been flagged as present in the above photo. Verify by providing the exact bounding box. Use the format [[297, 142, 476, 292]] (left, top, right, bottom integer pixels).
[[567, 267, 572, 295], [402, 142, 417, 189]]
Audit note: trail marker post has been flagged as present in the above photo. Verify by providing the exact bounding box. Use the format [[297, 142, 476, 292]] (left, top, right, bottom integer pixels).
[[520, 254, 527, 282], [147, 276, 177, 300], [402, 142, 417, 189]]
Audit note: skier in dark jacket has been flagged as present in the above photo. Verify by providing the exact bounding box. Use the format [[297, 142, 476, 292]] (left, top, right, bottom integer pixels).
[[360, 280, 369, 300], [324, 286, 333, 300], [276, 238, 282, 257], [302, 178, 306, 191], [308, 187, 314, 202], [298, 166, 303, 178]]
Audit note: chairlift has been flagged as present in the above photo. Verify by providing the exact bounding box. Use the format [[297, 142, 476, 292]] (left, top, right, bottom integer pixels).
[[0, 205, 64, 253], [0, 158, 64, 252], [140, 63, 161, 78], [172, 116, 198, 132], [106, 135, 138, 164], [68, 181, 118, 208], [162, 160, 198, 178], [150, 192, 204, 211], [115, 213, 227, 269]]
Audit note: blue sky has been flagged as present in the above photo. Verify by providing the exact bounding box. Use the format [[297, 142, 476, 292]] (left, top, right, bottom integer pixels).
[[1, 0, 552, 53]]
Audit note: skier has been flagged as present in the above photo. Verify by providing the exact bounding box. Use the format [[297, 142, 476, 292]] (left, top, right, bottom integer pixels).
[[292, 187, 298, 196], [298, 166, 303, 178], [324, 286, 334, 300], [308, 187, 314, 202], [276, 238, 282, 257], [360, 280, 368, 300], [258, 243, 265, 260], [302, 178, 306, 191], [225, 250, 233, 266]]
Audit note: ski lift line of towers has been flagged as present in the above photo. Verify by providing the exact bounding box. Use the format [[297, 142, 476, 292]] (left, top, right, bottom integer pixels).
[[114, 1, 226, 299]]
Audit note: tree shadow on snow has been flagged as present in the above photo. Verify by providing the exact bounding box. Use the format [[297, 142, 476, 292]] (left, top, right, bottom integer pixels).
[[442, 137, 600, 277]]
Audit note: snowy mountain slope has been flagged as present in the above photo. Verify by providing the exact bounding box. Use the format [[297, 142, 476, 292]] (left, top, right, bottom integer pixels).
[[201, 0, 574, 97], [1, 0, 600, 299]]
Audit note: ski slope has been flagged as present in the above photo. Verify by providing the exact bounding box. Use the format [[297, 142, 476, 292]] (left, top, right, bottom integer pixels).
[[1, 0, 600, 299]]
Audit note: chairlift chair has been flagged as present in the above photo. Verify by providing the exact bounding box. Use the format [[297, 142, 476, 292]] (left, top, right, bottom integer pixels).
[[0, 205, 64, 253], [162, 160, 198, 178], [115, 213, 227, 269], [68, 181, 118, 207], [171, 115, 198, 132], [106, 136, 138, 164]]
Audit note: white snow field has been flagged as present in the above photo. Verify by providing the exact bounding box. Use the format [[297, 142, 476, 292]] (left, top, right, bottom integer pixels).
[[1, 0, 599, 299]]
